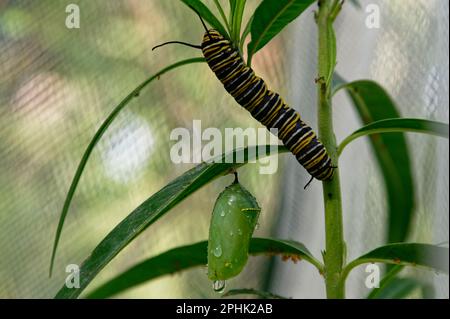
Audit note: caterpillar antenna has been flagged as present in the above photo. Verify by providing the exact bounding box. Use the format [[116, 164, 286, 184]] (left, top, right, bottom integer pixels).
[[152, 41, 201, 51], [188, 5, 212, 40]]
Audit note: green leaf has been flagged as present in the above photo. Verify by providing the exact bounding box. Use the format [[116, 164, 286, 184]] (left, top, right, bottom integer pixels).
[[334, 80, 414, 243], [81, 237, 320, 299], [240, 15, 253, 53], [342, 243, 450, 284], [229, 0, 246, 45], [370, 277, 421, 299], [367, 265, 404, 299], [223, 288, 288, 299], [49, 57, 206, 276], [247, 0, 315, 65], [54, 146, 289, 299], [332, 72, 346, 90], [86, 241, 207, 299], [213, 0, 231, 34], [421, 283, 436, 298], [338, 118, 449, 155], [180, 0, 229, 38], [229, 0, 236, 21]]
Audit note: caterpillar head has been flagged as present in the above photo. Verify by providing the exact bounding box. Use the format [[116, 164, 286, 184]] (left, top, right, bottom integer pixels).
[[201, 30, 231, 59], [202, 29, 224, 43]]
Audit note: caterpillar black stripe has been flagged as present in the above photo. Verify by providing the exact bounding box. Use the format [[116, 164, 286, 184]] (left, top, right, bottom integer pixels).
[[201, 30, 334, 182], [153, 18, 335, 184]]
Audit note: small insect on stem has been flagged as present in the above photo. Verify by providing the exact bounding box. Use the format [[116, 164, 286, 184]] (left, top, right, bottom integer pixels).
[[315, 76, 326, 84]]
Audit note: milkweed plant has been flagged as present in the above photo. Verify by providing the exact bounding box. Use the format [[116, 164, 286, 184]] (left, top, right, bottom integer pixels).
[[50, 0, 449, 299]]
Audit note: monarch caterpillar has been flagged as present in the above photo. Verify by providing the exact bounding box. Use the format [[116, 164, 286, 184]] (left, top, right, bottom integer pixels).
[[153, 12, 335, 187], [208, 174, 260, 281]]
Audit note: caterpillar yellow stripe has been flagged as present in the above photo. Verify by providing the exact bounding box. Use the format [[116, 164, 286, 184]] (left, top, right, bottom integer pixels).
[[202, 30, 334, 181]]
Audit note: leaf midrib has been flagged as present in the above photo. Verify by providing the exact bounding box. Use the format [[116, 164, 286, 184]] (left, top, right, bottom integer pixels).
[[250, 0, 297, 56]]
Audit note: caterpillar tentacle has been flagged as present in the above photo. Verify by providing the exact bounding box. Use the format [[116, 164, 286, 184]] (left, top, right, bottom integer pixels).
[[201, 29, 335, 181]]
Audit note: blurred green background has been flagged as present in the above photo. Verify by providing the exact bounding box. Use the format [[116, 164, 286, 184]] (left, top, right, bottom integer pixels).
[[0, 0, 448, 298], [0, 0, 288, 298]]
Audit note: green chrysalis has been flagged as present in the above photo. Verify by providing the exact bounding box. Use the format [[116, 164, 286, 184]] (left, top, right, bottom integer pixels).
[[207, 177, 261, 281]]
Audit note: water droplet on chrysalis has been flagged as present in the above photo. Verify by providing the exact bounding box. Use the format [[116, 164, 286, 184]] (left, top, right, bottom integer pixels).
[[227, 195, 236, 206], [212, 280, 226, 293]]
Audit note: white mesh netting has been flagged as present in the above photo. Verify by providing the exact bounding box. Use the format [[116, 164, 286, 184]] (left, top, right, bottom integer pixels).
[[270, 0, 449, 298], [0, 0, 448, 298]]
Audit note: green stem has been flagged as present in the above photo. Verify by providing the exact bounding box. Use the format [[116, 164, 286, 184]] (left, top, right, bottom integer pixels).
[[316, 0, 345, 299]]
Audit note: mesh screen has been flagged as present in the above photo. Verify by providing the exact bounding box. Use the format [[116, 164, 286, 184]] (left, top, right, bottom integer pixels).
[[0, 0, 448, 298], [0, 0, 283, 298], [270, 0, 449, 298]]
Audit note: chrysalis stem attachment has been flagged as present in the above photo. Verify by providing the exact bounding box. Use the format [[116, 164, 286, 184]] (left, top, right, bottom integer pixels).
[[233, 171, 239, 184]]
